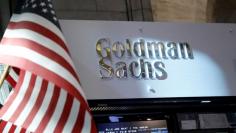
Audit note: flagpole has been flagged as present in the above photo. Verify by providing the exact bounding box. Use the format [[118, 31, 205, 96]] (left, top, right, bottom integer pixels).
[[0, 65, 10, 89]]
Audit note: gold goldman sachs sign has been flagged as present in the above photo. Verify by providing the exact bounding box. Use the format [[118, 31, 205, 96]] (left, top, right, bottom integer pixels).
[[96, 38, 194, 80]]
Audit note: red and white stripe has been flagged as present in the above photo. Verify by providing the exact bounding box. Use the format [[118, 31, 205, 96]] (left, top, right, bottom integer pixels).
[[0, 12, 96, 132], [0, 120, 31, 133], [0, 67, 18, 105], [0, 67, 19, 105], [0, 70, 94, 132], [6, 67, 19, 88]]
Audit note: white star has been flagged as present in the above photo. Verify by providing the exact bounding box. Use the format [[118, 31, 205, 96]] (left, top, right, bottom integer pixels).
[[51, 10, 55, 14], [42, 8, 48, 13], [25, 3, 29, 7], [32, 4, 37, 8], [49, 4, 53, 8], [40, 2, 46, 7], [53, 16, 57, 21], [30, 0, 35, 3]]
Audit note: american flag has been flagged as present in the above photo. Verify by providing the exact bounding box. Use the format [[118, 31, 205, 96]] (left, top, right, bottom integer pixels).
[[0, 0, 97, 132]]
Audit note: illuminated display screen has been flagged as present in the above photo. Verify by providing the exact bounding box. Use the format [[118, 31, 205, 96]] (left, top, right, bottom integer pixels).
[[97, 120, 168, 133]]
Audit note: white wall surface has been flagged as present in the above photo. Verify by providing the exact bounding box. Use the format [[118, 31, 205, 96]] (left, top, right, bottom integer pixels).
[[60, 20, 236, 99]]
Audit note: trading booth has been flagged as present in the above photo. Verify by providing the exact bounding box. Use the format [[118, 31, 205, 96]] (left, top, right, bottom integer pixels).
[[60, 20, 236, 133], [1, 1, 236, 132], [1, 19, 236, 133], [1, 17, 236, 133]]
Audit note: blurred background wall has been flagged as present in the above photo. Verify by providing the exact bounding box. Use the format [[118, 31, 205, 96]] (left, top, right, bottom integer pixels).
[[52, 0, 153, 21], [151, 0, 236, 23], [1, 0, 236, 35], [0, 0, 11, 38], [151, 0, 214, 22], [50, 0, 236, 23], [1, 0, 236, 48]]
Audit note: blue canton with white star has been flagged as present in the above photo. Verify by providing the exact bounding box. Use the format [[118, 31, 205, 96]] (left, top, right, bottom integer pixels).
[[15, 0, 60, 28]]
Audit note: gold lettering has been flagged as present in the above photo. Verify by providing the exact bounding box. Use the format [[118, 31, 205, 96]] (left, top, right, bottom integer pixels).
[[179, 42, 194, 59], [96, 38, 114, 79], [112, 41, 125, 59], [134, 39, 145, 57], [167, 42, 179, 59], [126, 39, 133, 58], [154, 62, 167, 80], [153, 42, 168, 59], [115, 62, 128, 79], [129, 61, 142, 79]]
